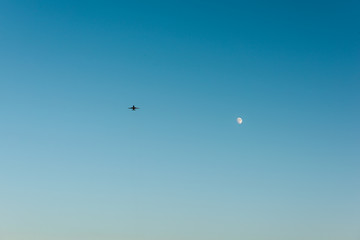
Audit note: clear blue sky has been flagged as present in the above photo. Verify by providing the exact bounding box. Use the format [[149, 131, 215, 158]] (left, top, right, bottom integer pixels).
[[0, 1, 359, 239]]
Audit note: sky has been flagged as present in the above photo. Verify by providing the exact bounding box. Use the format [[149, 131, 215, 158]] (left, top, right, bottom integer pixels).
[[0, 0, 359, 239]]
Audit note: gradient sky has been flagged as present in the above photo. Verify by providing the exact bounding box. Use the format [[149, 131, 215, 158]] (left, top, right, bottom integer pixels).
[[0, 1, 359, 239]]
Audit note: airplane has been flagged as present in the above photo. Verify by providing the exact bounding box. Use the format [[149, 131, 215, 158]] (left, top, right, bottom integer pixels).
[[128, 105, 139, 111]]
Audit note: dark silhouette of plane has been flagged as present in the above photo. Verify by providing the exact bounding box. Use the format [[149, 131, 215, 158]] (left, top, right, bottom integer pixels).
[[128, 105, 139, 111]]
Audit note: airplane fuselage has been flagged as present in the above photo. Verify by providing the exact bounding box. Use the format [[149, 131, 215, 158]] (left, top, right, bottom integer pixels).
[[129, 105, 138, 111]]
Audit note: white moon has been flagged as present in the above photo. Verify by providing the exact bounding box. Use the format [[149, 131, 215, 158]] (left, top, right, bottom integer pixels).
[[237, 117, 243, 124]]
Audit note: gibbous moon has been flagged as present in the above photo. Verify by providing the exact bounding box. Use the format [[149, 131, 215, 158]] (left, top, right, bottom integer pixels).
[[237, 117, 243, 124]]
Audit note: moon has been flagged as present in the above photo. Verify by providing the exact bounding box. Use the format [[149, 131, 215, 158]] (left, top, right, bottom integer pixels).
[[237, 117, 243, 124]]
